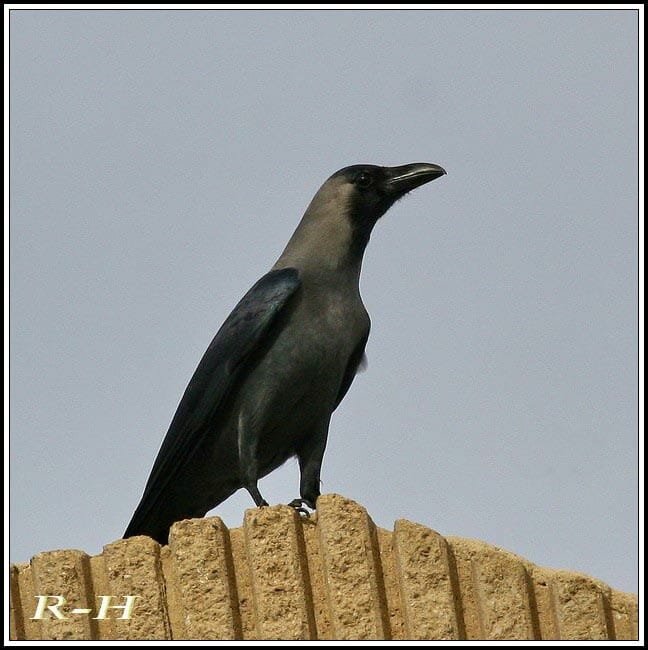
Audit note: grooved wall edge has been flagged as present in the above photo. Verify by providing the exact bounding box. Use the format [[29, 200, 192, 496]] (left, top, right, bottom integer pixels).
[[9, 494, 638, 641]]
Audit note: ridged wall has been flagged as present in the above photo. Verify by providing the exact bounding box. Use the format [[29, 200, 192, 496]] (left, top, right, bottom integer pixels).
[[9, 494, 638, 641]]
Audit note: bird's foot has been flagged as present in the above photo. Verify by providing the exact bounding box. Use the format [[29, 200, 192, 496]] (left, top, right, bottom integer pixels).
[[287, 498, 314, 516]]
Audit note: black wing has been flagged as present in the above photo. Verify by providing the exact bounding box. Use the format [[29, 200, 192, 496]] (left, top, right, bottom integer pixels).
[[334, 325, 370, 409], [125, 268, 301, 537]]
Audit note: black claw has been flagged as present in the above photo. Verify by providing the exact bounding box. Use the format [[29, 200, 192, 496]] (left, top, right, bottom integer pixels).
[[288, 498, 314, 516]]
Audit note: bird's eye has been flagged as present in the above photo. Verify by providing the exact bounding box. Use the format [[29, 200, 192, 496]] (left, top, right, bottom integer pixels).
[[355, 172, 373, 188]]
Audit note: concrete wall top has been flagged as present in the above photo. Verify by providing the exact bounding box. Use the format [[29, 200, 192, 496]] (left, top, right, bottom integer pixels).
[[9, 494, 638, 641]]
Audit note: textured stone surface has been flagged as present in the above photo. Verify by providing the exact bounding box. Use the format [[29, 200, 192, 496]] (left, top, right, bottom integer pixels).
[[526, 566, 560, 639], [448, 537, 536, 640], [9, 494, 638, 641], [244, 505, 315, 640], [30, 549, 95, 640], [609, 589, 639, 640], [8, 565, 22, 641], [393, 520, 460, 640], [549, 569, 610, 640], [317, 494, 389, 639], [168, 516, 240, 639], [101, 537, 171, 639]]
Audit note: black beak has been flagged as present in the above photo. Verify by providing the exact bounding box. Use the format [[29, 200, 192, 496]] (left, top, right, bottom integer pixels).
[[385, 162, 446, 196]]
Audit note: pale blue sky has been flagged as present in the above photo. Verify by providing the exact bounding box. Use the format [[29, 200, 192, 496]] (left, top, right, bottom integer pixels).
[[10, 9, 638, 592]]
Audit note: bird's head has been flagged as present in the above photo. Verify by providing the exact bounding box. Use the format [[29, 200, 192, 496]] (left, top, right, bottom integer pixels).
[[276, 162, 446, 272], [326, 162, 446, 259], [331, 162, 446, 222]]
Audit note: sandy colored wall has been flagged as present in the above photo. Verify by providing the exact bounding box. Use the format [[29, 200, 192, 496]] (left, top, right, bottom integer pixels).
[[9, 494, 637, 641]]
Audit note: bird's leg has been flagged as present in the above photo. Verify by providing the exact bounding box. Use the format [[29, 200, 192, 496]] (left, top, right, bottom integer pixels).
[[238, 413, 268, 507], [247, 485, 269, 508], [292, 420, 329, 513]]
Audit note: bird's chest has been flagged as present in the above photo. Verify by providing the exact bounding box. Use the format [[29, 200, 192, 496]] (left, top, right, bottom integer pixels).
[[284, 289, 365, 374], [242, 289, 366, 423]]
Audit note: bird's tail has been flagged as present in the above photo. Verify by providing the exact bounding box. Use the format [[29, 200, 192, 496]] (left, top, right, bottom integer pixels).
[[123, 485, 237, 545]]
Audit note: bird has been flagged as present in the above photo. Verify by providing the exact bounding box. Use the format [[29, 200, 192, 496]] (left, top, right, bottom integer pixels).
[[124, 162, 446, 544]]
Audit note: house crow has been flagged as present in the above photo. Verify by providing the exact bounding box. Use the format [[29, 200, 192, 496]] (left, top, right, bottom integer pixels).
[[124, 162, 446, 544]]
